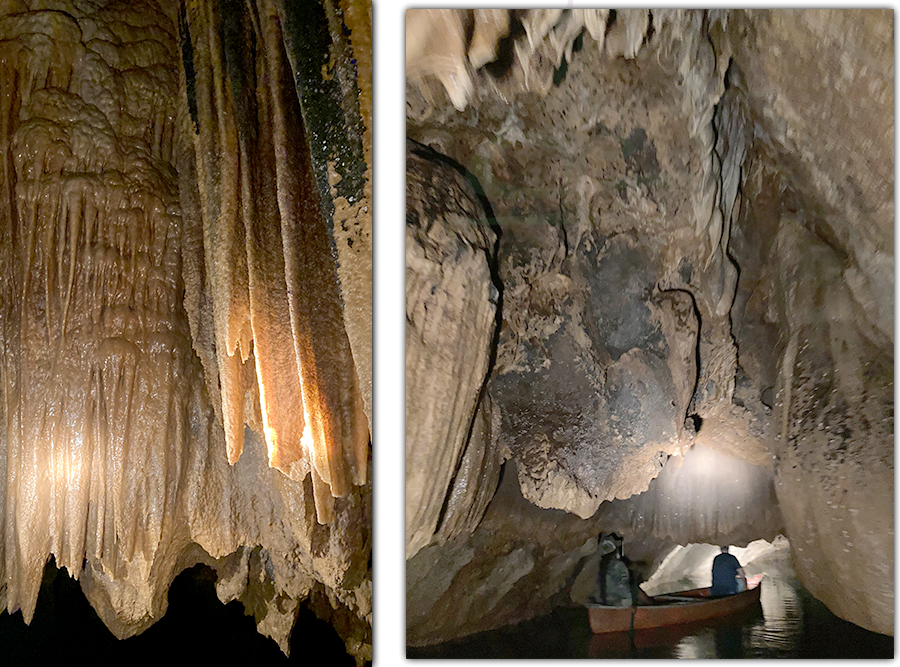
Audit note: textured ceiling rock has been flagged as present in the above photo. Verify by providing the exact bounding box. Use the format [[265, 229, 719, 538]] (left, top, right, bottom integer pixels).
[[408, 6, 747, 521], [0, 0, 371, 661], [493, 227, 697, 518], [405, 141, 500, 559], [406, 7, 892, 642]]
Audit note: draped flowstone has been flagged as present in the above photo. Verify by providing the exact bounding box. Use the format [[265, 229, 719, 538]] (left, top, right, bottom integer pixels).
[[0, 0, 372, 660]]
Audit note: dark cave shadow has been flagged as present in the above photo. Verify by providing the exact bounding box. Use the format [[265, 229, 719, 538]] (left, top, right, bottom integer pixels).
[[0, 558, 356, 665]]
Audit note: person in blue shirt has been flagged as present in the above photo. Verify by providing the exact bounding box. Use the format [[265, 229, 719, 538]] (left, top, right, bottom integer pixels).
[[710, 546, 746, 596]]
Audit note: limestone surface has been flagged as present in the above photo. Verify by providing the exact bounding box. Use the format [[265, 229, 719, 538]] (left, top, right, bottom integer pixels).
[[0, 0, 372, 661], [406, 141, 500, 559]]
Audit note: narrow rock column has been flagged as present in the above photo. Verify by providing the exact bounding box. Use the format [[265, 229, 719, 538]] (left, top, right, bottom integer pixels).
[[406, 142, 500, 559]]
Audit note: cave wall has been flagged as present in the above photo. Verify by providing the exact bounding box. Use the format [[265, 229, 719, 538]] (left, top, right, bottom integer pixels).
[[0, 0, 372, 661], [405, 141, 501, 559], [730, 12, 894, 633], [406, 8, 892, 642]]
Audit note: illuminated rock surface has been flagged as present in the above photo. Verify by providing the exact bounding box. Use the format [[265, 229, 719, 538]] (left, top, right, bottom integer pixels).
[[0, 0, 371, 661], [406, 8, 892, 643]]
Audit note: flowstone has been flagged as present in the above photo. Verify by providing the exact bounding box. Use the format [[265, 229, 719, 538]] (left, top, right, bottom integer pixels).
[[0, 0, 372, 660]]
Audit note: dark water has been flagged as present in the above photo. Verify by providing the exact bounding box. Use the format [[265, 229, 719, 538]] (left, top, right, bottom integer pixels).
[[407, 575, 894, 659], [0, 558, 356, 664]]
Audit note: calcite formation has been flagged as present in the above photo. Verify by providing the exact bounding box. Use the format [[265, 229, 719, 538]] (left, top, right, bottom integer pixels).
[[406, 8, 892, 643], [181, 0, 370, 520], [0, 0, 371, 661], [406, 141, 501, 559]]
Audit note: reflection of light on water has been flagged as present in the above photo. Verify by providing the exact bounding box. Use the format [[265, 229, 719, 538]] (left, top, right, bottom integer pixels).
[[660, 570, 803, 658], [673, 637, 699, 659], [416, 530, 892, 659], [640, 538, 804, 658], [673, 632, 715, 659], [747, 576, 802, 653]]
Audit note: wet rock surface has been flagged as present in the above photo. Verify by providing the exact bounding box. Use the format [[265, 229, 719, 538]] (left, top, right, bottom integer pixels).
[[405, 141, 501, 559], [407, 468, 602, 646], [0, 0, 372, 661]]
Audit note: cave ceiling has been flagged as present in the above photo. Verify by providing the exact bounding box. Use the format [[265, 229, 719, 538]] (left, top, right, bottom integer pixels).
[[405, 8, 893, 644]]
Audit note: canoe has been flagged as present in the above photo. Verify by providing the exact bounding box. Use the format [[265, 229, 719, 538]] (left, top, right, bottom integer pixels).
[[587, 603, 764, 657], [587, 578, 763, 634]]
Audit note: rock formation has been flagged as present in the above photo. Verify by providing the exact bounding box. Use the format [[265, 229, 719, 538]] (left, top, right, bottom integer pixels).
[[406, 8, 892, 644], [406, 141, 501, 559], [0, 0, 371, 661]]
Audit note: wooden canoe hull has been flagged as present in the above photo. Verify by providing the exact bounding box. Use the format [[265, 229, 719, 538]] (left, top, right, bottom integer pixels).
[[587, 582, 763, 634], [587, 604, 764, 657]]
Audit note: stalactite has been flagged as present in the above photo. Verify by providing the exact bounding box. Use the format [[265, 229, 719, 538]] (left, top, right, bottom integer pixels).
[[0, 0, 371, 658], [405, 9, 471, 111], [178, 0, 369, 524], [276, 0, 373, 441]]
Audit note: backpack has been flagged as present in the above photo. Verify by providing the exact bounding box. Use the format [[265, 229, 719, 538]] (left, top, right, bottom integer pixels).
[[603, 559, 634, 607]]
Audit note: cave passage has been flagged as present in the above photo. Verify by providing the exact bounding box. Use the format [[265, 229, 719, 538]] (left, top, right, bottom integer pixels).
[[405, 7, 893, 651], [0, 0, 372, 660]]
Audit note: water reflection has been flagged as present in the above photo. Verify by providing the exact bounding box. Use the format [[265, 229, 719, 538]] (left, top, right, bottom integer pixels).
[[586, 599, 764, 658], [407, 571, 892, 659], [746, 575, 802, 655]]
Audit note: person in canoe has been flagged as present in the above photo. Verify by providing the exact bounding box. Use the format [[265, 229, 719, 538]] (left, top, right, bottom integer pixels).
[[710, 546, 747, 596], [593, 533, 652, 606]]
